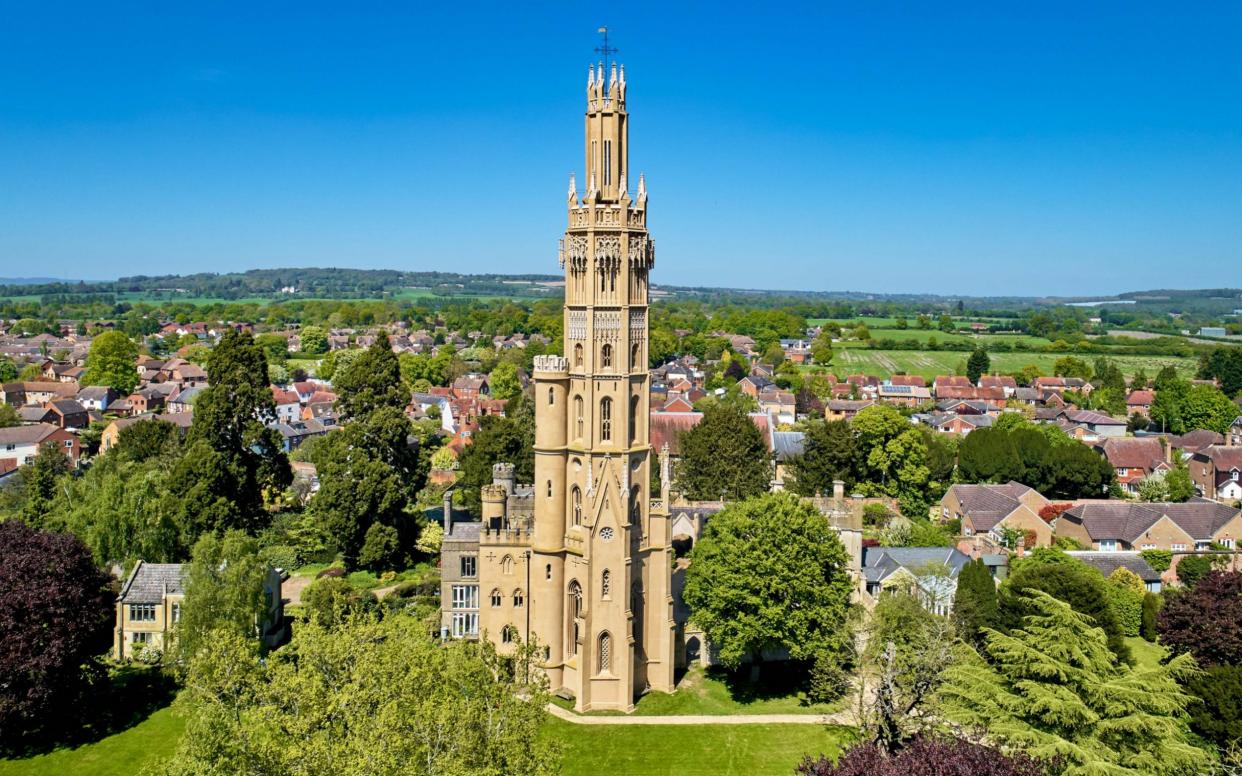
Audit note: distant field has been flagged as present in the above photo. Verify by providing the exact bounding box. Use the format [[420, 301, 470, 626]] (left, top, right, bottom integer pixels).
[[835, 328, 1053, 349], [825, 349, 1197, 379], [0, 287, 553, 307]]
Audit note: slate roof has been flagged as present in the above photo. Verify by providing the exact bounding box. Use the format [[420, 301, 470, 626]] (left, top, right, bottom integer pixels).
[[1062, 500, 1241, 543], [118, 561, 187, 603], [771, 431, 806, 462], [862, 546, 972, 584], [1173, 429, 1225, 453], [1065, 552, 1161, 583]]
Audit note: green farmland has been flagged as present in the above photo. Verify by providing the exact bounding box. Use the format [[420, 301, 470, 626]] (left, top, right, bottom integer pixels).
[[827, 349, 1197, 380]]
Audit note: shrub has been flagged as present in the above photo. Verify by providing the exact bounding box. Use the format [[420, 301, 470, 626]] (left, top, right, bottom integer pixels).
[[1175, 554, 1224, 588], [1139, 549, 1173, 574], [301, 576, 377, 627], [258, 544, 301, 572], [1105, 568, 1144, 637], [132, 643, 163, 666], [806, 653, 852, 705], [863, 503, 892, 527], [316, 566, 346, 579], [1141, 592, 1161, 642], [797, 736, 1046, 775], [1185, 665, 1242, 749]]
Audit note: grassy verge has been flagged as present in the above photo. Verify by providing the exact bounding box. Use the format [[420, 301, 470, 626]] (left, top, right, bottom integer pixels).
[[0, 706, 184, 776], [542, 716, 853, 776]]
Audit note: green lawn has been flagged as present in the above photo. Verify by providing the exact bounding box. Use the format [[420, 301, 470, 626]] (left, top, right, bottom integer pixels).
[[0, 706, 184, 776], [563, 663, 845, 717], [1127, 636, 1167, 671], [543, 716, 853, 776], [824, 349, 1197, 380]]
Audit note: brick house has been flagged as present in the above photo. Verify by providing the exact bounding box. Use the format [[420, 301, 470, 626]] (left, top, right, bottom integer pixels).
[[941, 482, 1054, 548], [1097, 437, 1170, 494], [1055, 500, 1242, 552], [1190, 445, 1242, 502], [0, 423, 80, 468]]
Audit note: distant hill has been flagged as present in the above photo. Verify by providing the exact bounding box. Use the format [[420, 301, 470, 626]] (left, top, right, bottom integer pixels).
[[0, 277, 78, 285]]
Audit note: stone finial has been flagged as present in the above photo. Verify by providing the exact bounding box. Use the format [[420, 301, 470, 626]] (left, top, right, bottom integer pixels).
[[587, 64, 595, 88], [567, 173, 577, 202], [637, 173, 647, 199], [618, 172, 627, 199]]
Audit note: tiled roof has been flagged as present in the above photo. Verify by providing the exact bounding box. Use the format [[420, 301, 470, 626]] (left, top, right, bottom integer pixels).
[[1172, 429, 1225, 451], [947, 481, 1034, 532], [862, 546, 972, 583], [1099, 437, 1165, 470], [118, 561, 187, 603], [0, 423, 62, 445], [1066, 552, 1161, 582], [1063, 500, 1240, 543]]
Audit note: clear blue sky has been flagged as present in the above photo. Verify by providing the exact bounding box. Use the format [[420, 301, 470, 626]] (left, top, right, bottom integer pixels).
[[2, 2, 1240, 296]]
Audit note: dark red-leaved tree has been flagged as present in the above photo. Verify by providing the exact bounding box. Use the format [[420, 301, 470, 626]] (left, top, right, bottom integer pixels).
[[798, 737, 1046, 776], [1158, 570, 1242, 667], [0, 521, 114, 744]]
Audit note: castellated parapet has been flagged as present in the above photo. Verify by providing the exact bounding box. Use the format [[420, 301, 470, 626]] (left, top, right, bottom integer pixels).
[[532, 354, 569, 375]]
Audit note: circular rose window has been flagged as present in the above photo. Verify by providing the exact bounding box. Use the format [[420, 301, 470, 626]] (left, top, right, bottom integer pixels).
[[599, 527, 614, 541]]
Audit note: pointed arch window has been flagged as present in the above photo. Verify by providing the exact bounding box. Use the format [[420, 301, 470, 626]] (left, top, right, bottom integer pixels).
[[631, 343, 641, 370], [513, 589, 524, 608], [490, 588, 502, 607], [574, 343, 583, 368], [598, 631, 612, 673], [601, 343, 612, 369], [571, 486, 583, 527], [502, 625, 516, 644], [548, 387, 555, 405], [629, 394, 639, 445], [501, 555, 514, 575], [601, 569, 612, 599], [574, 395, 584, 439], [600, 397, 613, 441]]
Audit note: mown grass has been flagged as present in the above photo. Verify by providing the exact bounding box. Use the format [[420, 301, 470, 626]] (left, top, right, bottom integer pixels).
[[0, 705, 184, 776], [542, 716, 854, 776]]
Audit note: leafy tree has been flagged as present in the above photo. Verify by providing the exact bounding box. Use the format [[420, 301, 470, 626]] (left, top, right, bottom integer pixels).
[[0, 521, 114, 745], [957, 428, 1023, 485], [810, 332, 833, 365], [1158, 570, 1242, 666], [1141, 592, 1161, 642], [330, 334, 406, 420], [862, 590, 956, 751], [675, 402, 770, 501], [17, 363, 41, 381], [938, 590, 1211, 774], [253, 333, 288, 366], [455, 394, 535, 515], [1039, 441, 1115, 500], [318, 347, 360, 381], [1105, 566, 1145, 637], [937, 314, 955, 333], [1199, 346, 1242, 398], [300, 576, 378, 627], [796, 737, 1045, 776], [0, 356, 17, 382], [1185, 665, 1242, 750], [853, 404, 932, 517], [1164, 464, 1196, 502], [81, 330, 139, 394], [1150, 375, 1191, 434], [19, 441, 72, 525], [787, 419, 860, 496], [0, 404, 18, 429], [683, 492, 854, 670], [1174, 554, 1223, 589], [965, 347, 990, 384], [1000, 553, 1131, 664], [162, 614, 557, 775], [488, 360, 522, 401], [953, 558, 998, 645], [174, 530, 274, 670], [1053, 356, 1092, 380], [1180, 383, 1239, 433], [115, 418, 181, 463], [177, 330, 291, 535], [297, 325, 328, 355]]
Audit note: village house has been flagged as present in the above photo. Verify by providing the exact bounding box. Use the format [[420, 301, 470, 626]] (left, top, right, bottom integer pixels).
[[1, 381, 79, 406], [44, 398, 89, 429], [941, 482, 1054, 549], [1097, 437, 1171, 494], [824, 399, 874, 422], [877, 383, 932, 407], [271, 387, 301, 423], [113, 561, 287, 660], [1171, 429, 1226, 460], [76, 385, 119, 412], [1126, 389, 1155, 417], [1189, 445, 1242, 502], [100, 413, 193, 453], [861, 546, 972, 615], [0, 422, 81, 468], [1066, 551, 1163, 593], [1055, 500, 1242, 552], [980, 375, 1018, 397]]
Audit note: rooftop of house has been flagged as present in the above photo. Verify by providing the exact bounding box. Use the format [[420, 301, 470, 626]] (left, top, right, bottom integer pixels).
[[1062, 500, 1241, 543], [1065, 551, 1161, 583], [0, 422, 63, 445], [862, 546, 972, 584], [1099, 437, 1166, 470], [1172, 429, 1225, 452], [946, 481, 1040, 531], [118, 561, 187, 603]]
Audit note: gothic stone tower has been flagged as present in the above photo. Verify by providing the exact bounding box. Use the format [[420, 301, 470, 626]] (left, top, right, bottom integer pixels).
[[527, 61, 675, 712]]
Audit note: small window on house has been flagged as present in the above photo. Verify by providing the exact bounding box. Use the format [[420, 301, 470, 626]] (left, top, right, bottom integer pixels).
[[574, 343, 583, 368], [546, 563, 552, 580], [502, 625, 516, 644], [571, 486, 583, 526], [171, 603, 181, 623], [631, 343, 641, 370], [601, 344, 612, 369], [548, 387, 555, 405], [460, 555, 477, 578], [490, 589, 502, 607], [129, 604, 156, 622], [64, 439, 73, 448], [501, 555, 514, 575], [547, 480, 553, 498], [601, 569, 612, 599], [574, 395, 584, 439], [513, 589, 524, 608], [133, 631, 152, 644]]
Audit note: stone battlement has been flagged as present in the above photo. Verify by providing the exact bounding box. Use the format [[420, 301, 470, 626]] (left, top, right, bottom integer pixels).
[[532, 355, 569, 374]]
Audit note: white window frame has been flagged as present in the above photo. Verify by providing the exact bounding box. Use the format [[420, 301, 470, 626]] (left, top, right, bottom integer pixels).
[[451, 584, 478, 611]]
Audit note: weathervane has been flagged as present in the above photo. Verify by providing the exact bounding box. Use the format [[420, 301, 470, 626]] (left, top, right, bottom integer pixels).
[[594, 26, 619, 72]]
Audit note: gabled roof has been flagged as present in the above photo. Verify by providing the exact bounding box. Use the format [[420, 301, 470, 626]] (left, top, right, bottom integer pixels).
[[1172, 429, 1225, 452], [0, 423, 64, 446], [1062, 500, 1240, 543], [946, 481, 1037, 532], [1066, 552, 1161, 583], [118, 561, 187, 603], [862, 546, 972, 583]]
